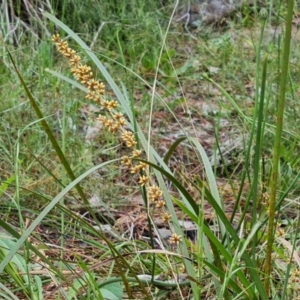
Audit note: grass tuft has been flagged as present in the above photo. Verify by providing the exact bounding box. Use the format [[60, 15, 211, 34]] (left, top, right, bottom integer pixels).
[[1, 1, 300, 299]]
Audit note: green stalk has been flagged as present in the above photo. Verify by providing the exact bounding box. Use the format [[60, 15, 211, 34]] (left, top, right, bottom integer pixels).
[[254, 58, 267, 199], [60, 94, 67, 283], [251, 19, 267, 257], [264, 0, 294, 293]]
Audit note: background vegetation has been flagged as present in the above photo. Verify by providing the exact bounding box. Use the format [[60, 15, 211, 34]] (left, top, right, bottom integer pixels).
[[1, 0, 300, 299]]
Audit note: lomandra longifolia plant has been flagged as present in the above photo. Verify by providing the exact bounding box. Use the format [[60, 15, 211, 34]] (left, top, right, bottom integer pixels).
[[51, 34, 183, 247]]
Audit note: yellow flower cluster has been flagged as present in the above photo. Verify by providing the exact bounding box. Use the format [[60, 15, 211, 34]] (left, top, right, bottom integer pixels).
[[52, 34, 180, 244], [52, 34, 105, 104], [169, 233, 182, 246], [148, 185, 162, 201], [52, 34, 138, 158]]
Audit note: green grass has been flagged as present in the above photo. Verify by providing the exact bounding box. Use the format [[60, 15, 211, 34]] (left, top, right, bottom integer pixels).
[[1, 0, 300, 299]]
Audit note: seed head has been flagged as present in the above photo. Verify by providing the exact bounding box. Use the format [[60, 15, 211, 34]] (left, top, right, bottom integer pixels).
[[121, 131, 137, 148], [148, 185, 163, 202], [121, 156, 132, 167], [156, 200, 165, 208], [162, 213, 171, 223], [139, 175, 149, 186], [132, 150, 142, 157], [169, 234, 182, 245]]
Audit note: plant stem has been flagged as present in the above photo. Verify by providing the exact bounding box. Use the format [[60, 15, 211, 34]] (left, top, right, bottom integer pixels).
[[264, 0, 294, 294]]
